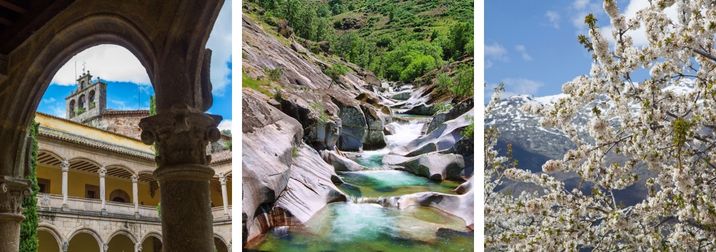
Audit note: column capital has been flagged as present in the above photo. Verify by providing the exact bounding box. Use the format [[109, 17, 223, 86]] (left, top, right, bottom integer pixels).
[[60, 160, 70, 172], [218, 174, 227, 185], [0, 176, 30, 218], [131, 175, 138, 183], [98, 166, 107, 177], [139, 105, 222, 167]]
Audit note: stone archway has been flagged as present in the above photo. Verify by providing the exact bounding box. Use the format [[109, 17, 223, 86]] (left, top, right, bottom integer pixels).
[[140, 233, 162, 252], [37, 225, 63, 252], [106, 230, 136, 252], [67, 229, 102, 252], [0, 1, 225, 251], [213, 235, 229, 252]]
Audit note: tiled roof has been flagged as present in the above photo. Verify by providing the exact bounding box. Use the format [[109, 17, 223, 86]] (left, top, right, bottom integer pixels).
[[39, 126, 155, 160], [36, 112, 232, 164]]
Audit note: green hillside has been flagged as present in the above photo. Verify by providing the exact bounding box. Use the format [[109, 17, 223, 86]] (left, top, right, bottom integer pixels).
[[244, 0, 473, 98]]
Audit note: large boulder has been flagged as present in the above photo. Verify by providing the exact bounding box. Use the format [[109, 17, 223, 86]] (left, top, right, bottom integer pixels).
[[274, 144, 347, 222], [336, 104, 367, 151], [361, 105, 386, 150], [274, 91, 341, 150], [320, 150, 365, 171], [427, 100, 474, 133], [242, 90, 345, 244], [392, 109, 473, 156], [392, 189, 474, 229], [384, 152, 465, 181]]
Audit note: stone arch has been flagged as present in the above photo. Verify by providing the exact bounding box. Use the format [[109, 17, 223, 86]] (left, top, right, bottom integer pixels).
[[140, 232, 163, 252], [38, 224, 64, 251], [213, 234, 229, 252], [140, 232, 162, 244], [89, 90, 96, 108], [109, 189, 130, 203], [2, 14, 159, 170], [105, 164, 136, 179], [78, 94, 86, 110], [37, 149, 64, 167], [67, 228, 103, 251], [107, 229, 137, 252], [69, 99, 76, 117], [68, 157, 102, 173]]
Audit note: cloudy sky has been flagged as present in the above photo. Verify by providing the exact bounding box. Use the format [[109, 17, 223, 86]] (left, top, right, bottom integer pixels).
[[38, 1, 232, 131], [486, 0, 670, 102]]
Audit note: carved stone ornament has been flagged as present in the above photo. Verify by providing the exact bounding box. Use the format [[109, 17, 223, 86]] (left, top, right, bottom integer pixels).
[[219, 174, 227, 185], [131, 175, 138, 183], [98, 167, 107, 177], [60, 160, 70, 172], [0, 176, 30, 216], [139, 105, 222, 167]]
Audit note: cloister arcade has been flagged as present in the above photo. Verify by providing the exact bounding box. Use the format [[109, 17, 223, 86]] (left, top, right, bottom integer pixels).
[[0, 1, 228, 251]]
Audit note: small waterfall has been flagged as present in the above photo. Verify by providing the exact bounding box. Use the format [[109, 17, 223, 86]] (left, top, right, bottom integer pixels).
[[347, 195, 401, 208]]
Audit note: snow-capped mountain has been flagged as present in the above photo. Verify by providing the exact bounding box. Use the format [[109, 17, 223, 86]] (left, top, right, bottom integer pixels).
[[483, 79, 698, 205]]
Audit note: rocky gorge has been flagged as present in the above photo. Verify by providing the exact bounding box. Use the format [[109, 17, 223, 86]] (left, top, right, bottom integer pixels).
[[241, 14, 474, 251]]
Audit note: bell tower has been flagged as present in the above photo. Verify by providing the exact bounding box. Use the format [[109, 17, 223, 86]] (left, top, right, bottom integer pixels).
[[65, 70, 107, 122]]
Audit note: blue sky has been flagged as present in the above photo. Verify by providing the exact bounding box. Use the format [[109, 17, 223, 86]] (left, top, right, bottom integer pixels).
[[486, 0, 659, 102], [37, 1, 233, 130]]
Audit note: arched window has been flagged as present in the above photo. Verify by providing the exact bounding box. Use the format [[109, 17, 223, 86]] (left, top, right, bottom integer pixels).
[[89, 90, 96, 109], [109, 189, 130, 203], [69, 99, 76, 117], [78, 94, 85, 112]]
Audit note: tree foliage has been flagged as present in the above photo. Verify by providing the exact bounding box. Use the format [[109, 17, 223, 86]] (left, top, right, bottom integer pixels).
[[20, 121, 39, 252], [487, 2, 716, 250]]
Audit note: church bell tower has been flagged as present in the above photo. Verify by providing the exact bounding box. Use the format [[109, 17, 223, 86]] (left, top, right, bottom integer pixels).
[[65, 70, 107, 122]]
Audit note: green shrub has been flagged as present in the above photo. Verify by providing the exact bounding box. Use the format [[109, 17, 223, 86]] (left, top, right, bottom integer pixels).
[[265, 67, 283, 82], [324, 63, 350, 83], [20, 121, 39, 252], [462, 117, 474, 138], [382, 40, 443, 82], [433, 102, 453, 115]]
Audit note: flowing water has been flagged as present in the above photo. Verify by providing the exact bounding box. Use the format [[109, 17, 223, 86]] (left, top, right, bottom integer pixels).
[[252, 117, 473, 251]]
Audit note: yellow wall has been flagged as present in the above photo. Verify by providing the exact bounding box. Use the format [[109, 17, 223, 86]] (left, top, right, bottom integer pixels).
[[138, 181, 161, 206], [67, 170, 100, 199], [36, 165, 162, 207], [68, 233, 99, 252], [209, 180, 232, 207], [36, 164, 62, 195], [38, 230, 60, 252]]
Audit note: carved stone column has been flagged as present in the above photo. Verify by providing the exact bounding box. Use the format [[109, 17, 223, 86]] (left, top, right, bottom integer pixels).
[[60, 160, 69, 210], [132, 175, 139, 216], [0, 176, 29, 252], [219, 174, 229, 217], [139, 106, 222, 252], [98, 166, 106, 214]]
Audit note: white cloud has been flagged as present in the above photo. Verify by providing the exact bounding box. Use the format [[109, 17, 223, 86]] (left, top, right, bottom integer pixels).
[[50, 106, 66, 118], [500, 78, 544, 97], [109, 99, 132, 110], [217, 119, 232, 132], [573, 0, 590, 10], [570, 0, 602, 31], [545, 10, 560, 29], [485, 42, 508, 68], [206, 1, 232, 96], [50, 44, 151, 86], [515, 45, 533, 61], [50, 1, 231, 97]]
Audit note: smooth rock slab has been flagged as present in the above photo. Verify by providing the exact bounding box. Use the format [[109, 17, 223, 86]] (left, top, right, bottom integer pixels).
[[384, 152, 465, 181]]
